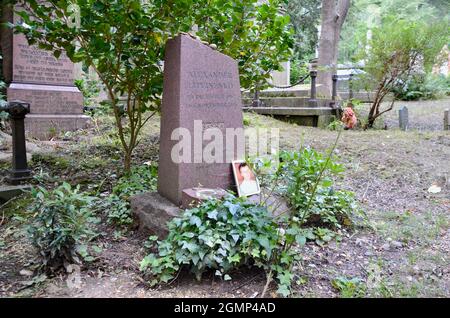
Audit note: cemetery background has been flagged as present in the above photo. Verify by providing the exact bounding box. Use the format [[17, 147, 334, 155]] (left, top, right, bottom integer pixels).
[[0, 0, 450, 298]]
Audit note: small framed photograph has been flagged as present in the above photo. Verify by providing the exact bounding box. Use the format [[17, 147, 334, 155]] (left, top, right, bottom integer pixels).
[[232, 160, 261, 197]]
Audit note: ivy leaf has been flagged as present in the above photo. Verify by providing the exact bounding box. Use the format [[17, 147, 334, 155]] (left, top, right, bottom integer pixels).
[[207, 210, 218, 220], [217, 247, 228, 257], [295, 235, 306, 246], [192, 254, 200, 265], [182, 232, 195, 238], [189, 215, 202, 227], [181, 241, 198, 253], [230, 234, 240, 243], [256, 236, 272, 258], [228, 254, 241, 264], [224, 201, 239, 216], [199, 234, 214, 247], [277, 285, 291, 297]]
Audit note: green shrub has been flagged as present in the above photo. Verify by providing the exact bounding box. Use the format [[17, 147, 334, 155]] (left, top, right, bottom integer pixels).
[[27, 183, 98, 272], [279, 148, 360, 229], [74, 75, 101, 110], [290, 58, 310, 85], [327, 119, 343, 131], [106, 165, 158, 227], [253, 146, 363, 296], [140, 195, 279, 285], [392, 74, 450, 101], [113, 165, 158, 199]]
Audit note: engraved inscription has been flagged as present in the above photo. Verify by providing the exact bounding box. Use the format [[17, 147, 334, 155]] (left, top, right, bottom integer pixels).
[[202, 122, 225, 131], [13, 40, 74, 85], [185, 70, 238, 108]]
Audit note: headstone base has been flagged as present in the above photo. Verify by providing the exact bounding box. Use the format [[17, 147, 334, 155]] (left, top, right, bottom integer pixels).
[[130, 192, 182, 238], [131, 191, 292, 238], [25, 114, 91, 139], [7, 83, 83, 113], [181, 187, 228, 209], [6, 74, 88, 140]]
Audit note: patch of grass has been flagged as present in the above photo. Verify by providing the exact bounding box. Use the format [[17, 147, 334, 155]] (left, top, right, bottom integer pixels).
[[31, 153, 71, 170], [331, 276, 366, 298], [80, 156, 108, 170], [243, 112, 265, 127], [406, 250, 419, 265], [1, 194, 34, 219], [374, 210, 449, 245], [402, 273, 448, 297], [367, 252, 449, 297]]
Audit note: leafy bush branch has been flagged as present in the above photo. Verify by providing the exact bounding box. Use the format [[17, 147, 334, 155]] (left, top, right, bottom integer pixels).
[[356, 16, 448, 128], [27, 183, 99, 273], [13, 0, 293, 172]]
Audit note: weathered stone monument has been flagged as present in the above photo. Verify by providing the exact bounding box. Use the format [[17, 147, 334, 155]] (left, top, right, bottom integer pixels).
[[444, 109, 449, 131], [0, 5, 89, 139], [399, 106, 409, 131], [132, 34, 244, 236], [158, 34, 244, 205]]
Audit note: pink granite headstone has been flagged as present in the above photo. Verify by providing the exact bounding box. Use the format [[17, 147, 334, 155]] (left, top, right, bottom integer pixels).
[[0, 4, 89, 139], [158, 34, 244, 205]]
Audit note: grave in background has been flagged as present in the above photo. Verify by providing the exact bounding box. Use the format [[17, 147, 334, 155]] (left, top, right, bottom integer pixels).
[[0, 4, 89, 139], [399, 106, 409, 131]]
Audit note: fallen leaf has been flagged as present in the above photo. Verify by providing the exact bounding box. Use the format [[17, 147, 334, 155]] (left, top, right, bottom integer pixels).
[[428, 185, 441, 193], [19, 269, 33, 277]]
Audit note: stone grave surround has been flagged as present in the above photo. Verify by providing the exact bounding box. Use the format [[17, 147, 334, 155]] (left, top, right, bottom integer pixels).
[[157, 34, 244, 206], [0, 5, 90, 139]]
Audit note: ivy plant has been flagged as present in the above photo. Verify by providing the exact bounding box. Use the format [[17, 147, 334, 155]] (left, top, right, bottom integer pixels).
[[140, 195, 279, 286]]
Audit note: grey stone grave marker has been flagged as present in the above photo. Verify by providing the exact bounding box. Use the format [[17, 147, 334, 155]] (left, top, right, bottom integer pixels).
[[399, 106, 409, 131], [444, 109, 449, 131]]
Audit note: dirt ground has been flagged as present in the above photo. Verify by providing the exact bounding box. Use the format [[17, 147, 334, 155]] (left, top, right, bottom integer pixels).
[[1, 99, 449, 298]]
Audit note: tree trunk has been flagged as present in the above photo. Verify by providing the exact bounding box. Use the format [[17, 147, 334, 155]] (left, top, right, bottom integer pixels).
[[124, 150, 132, 174], [317, 0, 350, 98]]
